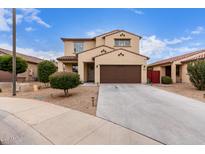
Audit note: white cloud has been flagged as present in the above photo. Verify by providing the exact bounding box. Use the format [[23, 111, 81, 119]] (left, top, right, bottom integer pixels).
[[164, 36, 192, 45], [20, 8, 51, 28], [25, 27, 34, 32], [86, 29, 106, 37], [16, 14, 24, 24], [191, 26, 204, 34], [141, 35, 166, 56], [0, 43, 61, 60], [128, 9, 144, 15], [167, 46, 199, 53], [0, 8, 11, 31], [192, 42, 201, 46], [6, 14, 24, 25], [141, 35, 197, 60], [0, 8, 51, 31]]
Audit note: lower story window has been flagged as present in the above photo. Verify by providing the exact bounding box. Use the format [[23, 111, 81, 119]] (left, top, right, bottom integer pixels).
[[72, 64, 78, 73]]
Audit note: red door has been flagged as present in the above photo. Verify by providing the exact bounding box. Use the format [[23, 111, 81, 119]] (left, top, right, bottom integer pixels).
[[147, 70, 160, 83]]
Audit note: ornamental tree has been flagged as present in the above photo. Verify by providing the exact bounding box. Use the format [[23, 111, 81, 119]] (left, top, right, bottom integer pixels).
[[37, 60, 57, 84], [49, 72, 80, 96], [187, 60, 205, 90], [0, 55, 28, 74]]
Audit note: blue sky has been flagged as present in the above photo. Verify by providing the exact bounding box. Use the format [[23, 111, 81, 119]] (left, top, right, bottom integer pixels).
[[0, 8, 205, 63]]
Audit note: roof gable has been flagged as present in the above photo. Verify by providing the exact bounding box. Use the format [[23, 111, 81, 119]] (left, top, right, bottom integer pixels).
[[102, 30, 142, 39], [77, 45, 114, 55], [94, 30, 121, 38], [93, 48, 149, 59]]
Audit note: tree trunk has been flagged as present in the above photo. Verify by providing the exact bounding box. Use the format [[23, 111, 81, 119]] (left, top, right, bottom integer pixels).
[[64, 89, 69, 96]]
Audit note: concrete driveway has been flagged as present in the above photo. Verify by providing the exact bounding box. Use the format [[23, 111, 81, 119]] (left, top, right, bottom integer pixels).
[[96, 84, 205, 144], [0, 97, 159, 145]]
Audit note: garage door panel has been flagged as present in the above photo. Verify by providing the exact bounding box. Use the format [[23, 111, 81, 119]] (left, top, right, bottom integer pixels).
[[100, 65, 141, 83], [0, 70, 12, 82]]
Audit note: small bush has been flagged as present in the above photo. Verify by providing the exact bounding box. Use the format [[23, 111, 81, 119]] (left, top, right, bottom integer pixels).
[[187, 60, 205, 90], [0, 55, 28, 74], [161, 76, 172, 84], [147, 78, 151, 84], [49, 72, 80, 96], [38, 60, 57, 84]]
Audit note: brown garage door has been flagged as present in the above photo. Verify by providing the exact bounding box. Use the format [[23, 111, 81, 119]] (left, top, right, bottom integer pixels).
[[100, 65, 141, 83], [0, 70, 12, 82]]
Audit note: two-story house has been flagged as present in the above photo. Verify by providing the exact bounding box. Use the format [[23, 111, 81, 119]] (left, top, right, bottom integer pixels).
[[57, 30, 149, 84]]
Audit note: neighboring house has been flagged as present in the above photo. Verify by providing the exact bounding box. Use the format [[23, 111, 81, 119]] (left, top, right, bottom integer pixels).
[[0, 48, 43, 82], [57, 30, 149, 83], [148, 50, 205, 83]]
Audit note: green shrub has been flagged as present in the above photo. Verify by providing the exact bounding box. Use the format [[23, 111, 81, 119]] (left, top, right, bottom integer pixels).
[[49, 72, 80, 96], [147, 78, 151, 84], [0, 55, 28, 74], [161, 76, 172, 84], [187, 60, 205, 90], [38, 60, 57, 84]]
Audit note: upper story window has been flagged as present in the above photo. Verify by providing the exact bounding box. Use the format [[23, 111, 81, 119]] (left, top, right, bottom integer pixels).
[[114, 39, 131, 47], [74, 42, 84, 53]]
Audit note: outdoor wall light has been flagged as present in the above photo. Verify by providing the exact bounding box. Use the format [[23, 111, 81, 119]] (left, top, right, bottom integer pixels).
[[143, 65, 146, 70]]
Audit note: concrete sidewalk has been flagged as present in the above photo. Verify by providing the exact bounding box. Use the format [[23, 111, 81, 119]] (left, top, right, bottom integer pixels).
[[0, 97, 160, 145]]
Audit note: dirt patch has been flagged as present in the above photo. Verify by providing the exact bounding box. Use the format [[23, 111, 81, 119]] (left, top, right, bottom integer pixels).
[[153, 83, 205, 103], [0, 84, 98, 116]]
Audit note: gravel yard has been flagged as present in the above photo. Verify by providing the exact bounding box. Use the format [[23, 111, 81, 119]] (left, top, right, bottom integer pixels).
[[153, 83, 205, 103], [0, 83, 98, 116]]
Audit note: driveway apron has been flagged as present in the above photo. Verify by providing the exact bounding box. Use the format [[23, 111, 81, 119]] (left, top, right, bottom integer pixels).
[[97, 84, 205, 144]]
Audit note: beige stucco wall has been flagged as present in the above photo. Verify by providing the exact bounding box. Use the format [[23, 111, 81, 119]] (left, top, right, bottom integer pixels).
[[84, 63, 88, 81], [94, 49, 147, 84], [151, 51, 205, 84], [104, 32, 140, 53], [95, 37, 105, 47], [18, 62, 38, 81], [64, 63, 73, 72], [58, 61, 64, 72], [64, 40, 95, 56], [95, 30, 120, 47], [62, 31, 147, 83], [181, 64, 190, 83], [57, 61, 64, 72], [172, 52, 205, 83], [78, 46, 113, 82], [171, 63, 176, 83]]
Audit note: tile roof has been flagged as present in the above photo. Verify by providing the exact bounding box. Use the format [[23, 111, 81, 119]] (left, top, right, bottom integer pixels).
[[61, 30, 120, 41], [149, 49, 205, 66], [57, 56, 78, 61], [102, 30, 142, 39], [0, 48, 43, 64], [181, 52, 205, 63], [76, 45, 114, 55], [61, 38, 94, 41], [94, 30, 121, 38], [61, 29, 142, 41]]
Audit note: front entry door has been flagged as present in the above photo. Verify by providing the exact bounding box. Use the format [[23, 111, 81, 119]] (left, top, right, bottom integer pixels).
[[87, 63, 94, 82]]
